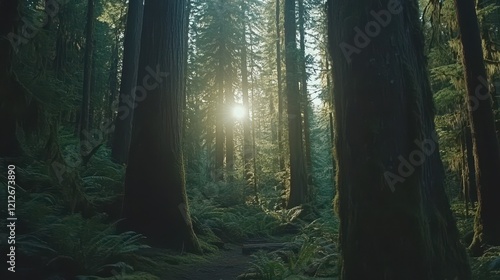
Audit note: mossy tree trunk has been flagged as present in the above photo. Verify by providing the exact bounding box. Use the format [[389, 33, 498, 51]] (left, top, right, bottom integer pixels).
[[454, 0, 500, 254], [465, 123, 477, 203], [107, 39, 119, 125], [328, 0, 471, 278], [123, 0, 201, 253]]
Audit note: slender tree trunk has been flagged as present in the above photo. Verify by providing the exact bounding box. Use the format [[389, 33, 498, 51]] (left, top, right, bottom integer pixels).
[[111, 0, 144, 164], [250, 36, 258, 198], [80, 0, 95, 152], [328, 0, 471, 278], [326, 58, 336, 189], [276, 0, 285, 172], [107, 38, 119, 127], [298, 0, 313, 196], [454, 0, 500, 254], [285, 0, 308, 208], [215, 1, 226, 182], [54, 8, 67, 75], [241, 1, 252, 185], [215, 57, 225, 181], [53, 9, 68, 125], [465, 123, 477, 203], [206, 112, 216, 181], [270, 98, 277, 143], [123, 0, 200, 252], [329, 110, 335, 184], [460, 121, 468, 205], [225, 80, 235, 181], [89, 51, 97, 127]]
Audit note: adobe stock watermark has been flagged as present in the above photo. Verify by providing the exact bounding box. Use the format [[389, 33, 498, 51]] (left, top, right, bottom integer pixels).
[[384, 132, 438, 192], [8, 0, 68, 53], [114, 65, 169, 121], [339, 0, 403, 63], [51, 65, 169, 182]]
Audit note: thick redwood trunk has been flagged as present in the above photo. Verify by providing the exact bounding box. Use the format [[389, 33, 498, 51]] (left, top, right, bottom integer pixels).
[[123, 0, 200, 252], [328, 0, 470, 278], [454, 0, 500, 253]]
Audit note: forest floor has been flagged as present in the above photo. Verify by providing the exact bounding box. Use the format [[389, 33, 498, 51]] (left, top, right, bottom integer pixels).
[[169, 243, 253, 280]]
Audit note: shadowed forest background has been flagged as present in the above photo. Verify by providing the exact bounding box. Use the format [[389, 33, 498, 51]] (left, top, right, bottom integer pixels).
[[1, 0, 500, 279]]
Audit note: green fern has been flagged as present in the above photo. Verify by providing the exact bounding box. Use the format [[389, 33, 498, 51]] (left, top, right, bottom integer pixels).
[[250, 251, 290, 280]]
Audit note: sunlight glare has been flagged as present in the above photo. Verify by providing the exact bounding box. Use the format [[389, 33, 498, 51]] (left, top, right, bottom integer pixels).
[[232, 105, 246, 120]]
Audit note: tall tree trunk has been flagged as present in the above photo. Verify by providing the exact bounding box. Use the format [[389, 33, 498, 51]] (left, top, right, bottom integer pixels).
[[206, 110, 216, 181], [89, 50, 97, 127], [215, 56, 225, 181], [298, 0, 313, 195], [215, 3, 226, 182], [241, 1, 252, 185], [477, 0, 498, 110], [460, 120, 468, 204], [250, 35, 258, 198], [465, 123, 477, 203], [326, 58, 336, 189], [80, 0, 95, 153], [183, 0, 191, 110], [276, 0, 285, 172], [328, 0, 471, 278], [107, 37, 119, 128], [458, 121, 469, 200], [329, 110, 335, 185], [454, 0, 500, 254], [285, 0, 308, 208], [111, 0, 144, 164], [225, 80, 235, 181], [54, 7, 67, 75], [123, 0, 201, 253]]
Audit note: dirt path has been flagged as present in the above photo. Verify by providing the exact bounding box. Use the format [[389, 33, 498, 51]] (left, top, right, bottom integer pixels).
[[170, 244, 253, 280]]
